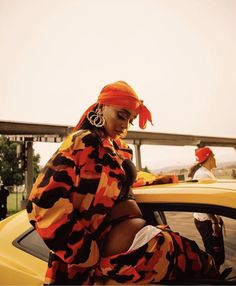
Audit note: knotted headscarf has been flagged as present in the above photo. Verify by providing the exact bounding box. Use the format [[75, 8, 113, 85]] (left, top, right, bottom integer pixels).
[[74, 81, 153, 131]]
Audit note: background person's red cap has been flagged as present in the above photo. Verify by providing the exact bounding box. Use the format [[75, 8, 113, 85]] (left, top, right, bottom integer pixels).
[[195, 147, 213, 164]]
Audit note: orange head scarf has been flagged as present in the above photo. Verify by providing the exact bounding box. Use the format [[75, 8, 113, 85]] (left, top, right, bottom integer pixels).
[[74, 81, 153, 131]]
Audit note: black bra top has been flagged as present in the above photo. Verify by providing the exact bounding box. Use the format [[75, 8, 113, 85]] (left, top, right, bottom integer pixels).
[[122, 159, 137, 186], [116, 159, 137, 202]]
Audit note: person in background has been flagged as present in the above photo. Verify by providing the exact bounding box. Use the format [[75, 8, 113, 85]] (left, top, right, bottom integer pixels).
[[0, 184, 9, 220], [189, 146, 225, 270], [27, 82, 220, 285], [188, 146, 217, 181]]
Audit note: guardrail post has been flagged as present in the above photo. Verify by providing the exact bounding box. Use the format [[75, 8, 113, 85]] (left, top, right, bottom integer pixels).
[[21, 140, 33, 209], [134, 141, 142, 171]]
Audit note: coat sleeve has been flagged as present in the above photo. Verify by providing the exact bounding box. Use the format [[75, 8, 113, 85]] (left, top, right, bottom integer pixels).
[[27, 131, 122, 267]]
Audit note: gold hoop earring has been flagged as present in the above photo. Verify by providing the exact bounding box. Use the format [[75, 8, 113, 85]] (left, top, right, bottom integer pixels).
[[87, 107, 105, 127]]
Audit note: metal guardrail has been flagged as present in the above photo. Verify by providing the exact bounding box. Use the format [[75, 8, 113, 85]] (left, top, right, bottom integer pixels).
[[1, 120, 236, 147]]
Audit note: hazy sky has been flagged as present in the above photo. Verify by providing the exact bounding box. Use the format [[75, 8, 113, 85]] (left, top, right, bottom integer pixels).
[[1, 0, 236, 169]]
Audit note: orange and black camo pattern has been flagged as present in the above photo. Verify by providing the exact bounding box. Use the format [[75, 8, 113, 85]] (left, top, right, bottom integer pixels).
[[26, 130, 132, 284]]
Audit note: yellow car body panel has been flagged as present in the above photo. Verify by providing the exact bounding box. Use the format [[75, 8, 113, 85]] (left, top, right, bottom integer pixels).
[[0, 211, 46, 284], [133, 179, 236, 208]]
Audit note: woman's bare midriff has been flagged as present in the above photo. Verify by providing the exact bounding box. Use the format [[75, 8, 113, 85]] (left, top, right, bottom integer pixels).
[[101, 199, 146, 257]]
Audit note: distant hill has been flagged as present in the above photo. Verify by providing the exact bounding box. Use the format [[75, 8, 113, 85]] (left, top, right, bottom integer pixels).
[[150, 161, 236, 178]]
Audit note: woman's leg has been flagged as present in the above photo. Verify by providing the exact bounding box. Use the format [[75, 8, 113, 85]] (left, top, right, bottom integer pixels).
[[96, 228, 219, 284]]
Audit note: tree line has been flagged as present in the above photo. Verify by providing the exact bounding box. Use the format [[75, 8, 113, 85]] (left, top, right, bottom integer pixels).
[[0, 136, 40, 186]]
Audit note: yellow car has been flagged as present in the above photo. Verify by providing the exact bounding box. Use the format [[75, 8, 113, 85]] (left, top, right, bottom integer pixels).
[[1, 179, 236, 285]]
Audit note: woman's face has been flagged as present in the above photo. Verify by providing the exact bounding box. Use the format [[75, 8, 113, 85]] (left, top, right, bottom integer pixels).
[[209, 153, 217, 169], [101, 105, 138, 139]]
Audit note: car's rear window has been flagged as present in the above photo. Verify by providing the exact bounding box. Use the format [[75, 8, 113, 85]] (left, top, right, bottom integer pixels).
[[13, 227, 49, 262]]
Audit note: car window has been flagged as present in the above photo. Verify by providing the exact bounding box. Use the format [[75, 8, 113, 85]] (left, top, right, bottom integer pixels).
[[13, 227, 49, 262], [139, 203, 236, 285], [165, 211, 235, 276]]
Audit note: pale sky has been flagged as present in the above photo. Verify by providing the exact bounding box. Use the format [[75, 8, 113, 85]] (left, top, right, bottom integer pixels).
[[1, 0, 236, 169]]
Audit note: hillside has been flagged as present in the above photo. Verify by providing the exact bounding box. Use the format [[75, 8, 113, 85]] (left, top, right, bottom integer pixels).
[[151, 161, 236, 180]]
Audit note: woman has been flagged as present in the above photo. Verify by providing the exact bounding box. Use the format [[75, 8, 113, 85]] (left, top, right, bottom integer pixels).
[[27, 81, 219, 285], [189, 146, 225, 270], [188, 146, 217, 181]]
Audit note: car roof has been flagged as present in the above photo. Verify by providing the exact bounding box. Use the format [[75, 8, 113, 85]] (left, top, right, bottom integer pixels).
[[133, 179, 236, 209]]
